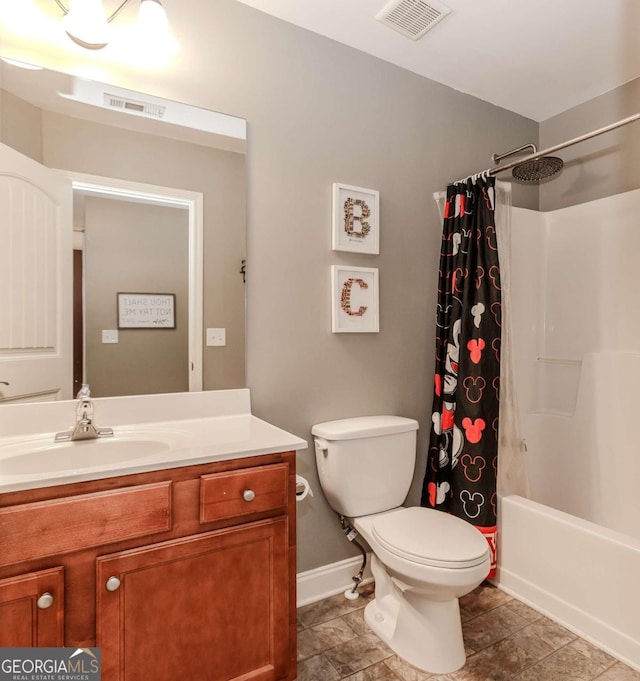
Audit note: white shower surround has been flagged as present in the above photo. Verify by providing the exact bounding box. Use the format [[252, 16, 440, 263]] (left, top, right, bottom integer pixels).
[[495, 191, 640, 670]]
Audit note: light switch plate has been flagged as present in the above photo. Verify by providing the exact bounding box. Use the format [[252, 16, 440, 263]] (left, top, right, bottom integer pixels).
[[206, 328, 226, 346], [102, 330, 119, 344]]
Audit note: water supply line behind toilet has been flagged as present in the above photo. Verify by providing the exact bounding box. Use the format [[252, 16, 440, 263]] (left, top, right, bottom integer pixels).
[[339, 515, 368, 600]]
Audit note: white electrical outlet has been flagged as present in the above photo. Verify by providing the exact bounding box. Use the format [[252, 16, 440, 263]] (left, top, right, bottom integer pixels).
[[206, 328, 226, 346], [102, 330, 119, 344]]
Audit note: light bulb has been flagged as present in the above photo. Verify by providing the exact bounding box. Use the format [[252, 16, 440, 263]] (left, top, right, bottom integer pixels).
[[137, 0, 179, 56], [63, 0, 111, 50]]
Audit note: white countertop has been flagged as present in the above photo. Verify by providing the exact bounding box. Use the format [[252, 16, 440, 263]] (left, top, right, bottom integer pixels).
[[0, 390, 307, 493]]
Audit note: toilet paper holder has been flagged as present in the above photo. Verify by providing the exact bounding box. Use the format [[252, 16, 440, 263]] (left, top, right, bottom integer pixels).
[[295, 474, 313, 502]]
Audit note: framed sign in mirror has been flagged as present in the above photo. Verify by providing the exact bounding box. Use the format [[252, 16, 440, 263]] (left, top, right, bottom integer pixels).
[[118, 293, 176, 329]]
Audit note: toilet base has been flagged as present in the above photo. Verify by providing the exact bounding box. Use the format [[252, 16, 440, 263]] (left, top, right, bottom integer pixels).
[[364, 591, 466, 674]]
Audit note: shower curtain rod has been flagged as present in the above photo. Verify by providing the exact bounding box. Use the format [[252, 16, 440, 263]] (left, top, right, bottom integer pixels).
[[454, 112, 640, 184]]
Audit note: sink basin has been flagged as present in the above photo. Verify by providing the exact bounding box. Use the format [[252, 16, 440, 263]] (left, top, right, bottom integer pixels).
[[0, 431, 183, 476]]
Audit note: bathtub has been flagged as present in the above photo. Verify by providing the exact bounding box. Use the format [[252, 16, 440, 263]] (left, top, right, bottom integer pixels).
[[494, 351, 640, 671], [495, 494, 640, 671], [496, 197, 640, 671]]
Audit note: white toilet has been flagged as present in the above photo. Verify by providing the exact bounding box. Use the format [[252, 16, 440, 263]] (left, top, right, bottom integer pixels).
[[312, 415, 490, 674]]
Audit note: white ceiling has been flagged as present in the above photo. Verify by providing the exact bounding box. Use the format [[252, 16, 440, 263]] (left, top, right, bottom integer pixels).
[[1, 0, 638, 123], [234, 0, 640, 122]]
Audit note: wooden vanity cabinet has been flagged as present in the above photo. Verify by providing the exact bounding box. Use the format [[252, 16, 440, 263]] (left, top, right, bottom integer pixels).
[[97, 518, 289, 681], [0, 451, 297, 681], [0, 566, 64, 646]]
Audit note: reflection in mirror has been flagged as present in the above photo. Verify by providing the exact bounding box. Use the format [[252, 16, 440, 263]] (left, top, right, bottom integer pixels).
[[76, 187, 190, 398], [0, 59, 246, 403]]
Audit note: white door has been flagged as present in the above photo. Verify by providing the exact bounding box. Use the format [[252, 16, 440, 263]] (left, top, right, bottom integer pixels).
[[0, 143, 73, 403]]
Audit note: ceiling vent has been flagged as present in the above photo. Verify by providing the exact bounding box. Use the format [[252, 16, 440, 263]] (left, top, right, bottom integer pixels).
[[375, 0, 452, 41], [103, 93, 166, 119]]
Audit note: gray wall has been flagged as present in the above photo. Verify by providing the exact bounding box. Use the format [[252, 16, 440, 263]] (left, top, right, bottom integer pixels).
[[540, 76, 640, 211], [84, 197, 189, 397], [160, 1, 537, 572], [1, 0, 540, 572], [0, 90, 42, 162]]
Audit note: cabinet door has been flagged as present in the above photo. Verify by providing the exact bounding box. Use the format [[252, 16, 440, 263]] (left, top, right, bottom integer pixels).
[[0, 567, 64, 646], [97, 518, 290, 681]]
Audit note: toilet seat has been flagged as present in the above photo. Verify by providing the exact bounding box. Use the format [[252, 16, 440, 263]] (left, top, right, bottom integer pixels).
[[371, 507, 489, 569]]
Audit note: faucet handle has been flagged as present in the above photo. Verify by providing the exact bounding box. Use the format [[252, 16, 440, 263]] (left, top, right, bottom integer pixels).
[[76, 384, 94, 423], [76, 384, 91, 399]]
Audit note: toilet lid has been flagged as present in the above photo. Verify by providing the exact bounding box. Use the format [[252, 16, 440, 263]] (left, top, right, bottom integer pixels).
[[371, 507, 489, 569]]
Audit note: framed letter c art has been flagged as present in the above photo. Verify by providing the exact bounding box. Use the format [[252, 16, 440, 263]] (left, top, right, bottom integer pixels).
[[332, 183, 380, 254], [331, 266, 379, 333]]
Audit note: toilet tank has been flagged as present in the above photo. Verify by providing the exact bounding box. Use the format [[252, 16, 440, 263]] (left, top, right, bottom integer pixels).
[[312, 416, 419, 518]]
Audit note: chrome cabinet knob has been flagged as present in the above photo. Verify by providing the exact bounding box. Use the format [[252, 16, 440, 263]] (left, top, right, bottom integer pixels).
[[105, 576, 121, 592], [243, 489, 256, 502], [37, 592, 54, 609]]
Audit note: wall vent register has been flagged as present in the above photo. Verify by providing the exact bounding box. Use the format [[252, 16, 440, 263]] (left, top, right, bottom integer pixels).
[[103, 93, 166, 119]]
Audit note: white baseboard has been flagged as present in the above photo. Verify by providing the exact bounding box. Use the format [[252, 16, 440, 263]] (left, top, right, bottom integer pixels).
[[297, 554, 373, 607]]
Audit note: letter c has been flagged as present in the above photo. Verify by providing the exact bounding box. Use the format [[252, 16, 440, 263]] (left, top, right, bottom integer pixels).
[[341, 278, 368, 317]]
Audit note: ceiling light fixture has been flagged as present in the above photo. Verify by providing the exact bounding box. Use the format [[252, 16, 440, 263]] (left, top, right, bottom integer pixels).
[[53, 0, 178, 54]]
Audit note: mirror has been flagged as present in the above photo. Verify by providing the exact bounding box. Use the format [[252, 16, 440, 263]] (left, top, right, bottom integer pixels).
[[0, 59, 246, 402]]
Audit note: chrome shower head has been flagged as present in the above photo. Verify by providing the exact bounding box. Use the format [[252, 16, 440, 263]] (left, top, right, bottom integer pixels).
[[512, 156, 564, 182]]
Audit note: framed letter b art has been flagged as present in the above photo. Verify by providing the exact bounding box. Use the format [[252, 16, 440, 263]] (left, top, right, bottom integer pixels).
[[332, 183, 379, 254], [331, 266, 379, 333]]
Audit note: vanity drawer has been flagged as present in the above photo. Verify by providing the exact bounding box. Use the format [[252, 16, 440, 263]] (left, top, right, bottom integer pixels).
[[0, 482, 172, 565], [200, 463, 288, 523]]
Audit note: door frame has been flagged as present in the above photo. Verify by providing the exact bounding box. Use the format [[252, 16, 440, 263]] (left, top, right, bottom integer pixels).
[[57, 170, 204, 392]]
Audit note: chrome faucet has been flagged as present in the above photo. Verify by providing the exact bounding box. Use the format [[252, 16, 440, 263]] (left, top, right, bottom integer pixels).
[[54, 384, 114, 442]]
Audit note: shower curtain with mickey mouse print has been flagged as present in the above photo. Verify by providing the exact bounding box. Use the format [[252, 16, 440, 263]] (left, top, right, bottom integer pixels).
[[421, 175, 501, 578]]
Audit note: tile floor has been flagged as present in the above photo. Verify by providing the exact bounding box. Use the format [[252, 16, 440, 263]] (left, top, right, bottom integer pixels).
[[296, 582, 640, 681]]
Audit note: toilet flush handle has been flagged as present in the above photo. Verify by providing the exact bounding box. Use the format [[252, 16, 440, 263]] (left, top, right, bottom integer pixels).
[[314, 438, 329, 456]]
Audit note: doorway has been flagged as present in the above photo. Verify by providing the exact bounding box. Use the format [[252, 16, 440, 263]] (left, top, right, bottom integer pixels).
[[63, 171, 204, 397]]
